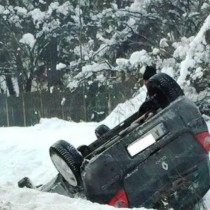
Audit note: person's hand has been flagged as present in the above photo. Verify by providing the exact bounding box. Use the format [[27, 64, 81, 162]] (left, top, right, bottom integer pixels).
[[138, 97, 159, 116]]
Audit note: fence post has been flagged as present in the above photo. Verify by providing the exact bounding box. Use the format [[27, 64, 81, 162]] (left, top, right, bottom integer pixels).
[[5, 96, 9, 126], [107, 85, 112, 114], [21, 92, 26, 126], [39, 90, 43, 118], [83, 84, 87, 121]]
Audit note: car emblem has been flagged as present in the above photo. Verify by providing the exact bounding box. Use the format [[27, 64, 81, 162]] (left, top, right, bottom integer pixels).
[[162, 161, 168, 170]]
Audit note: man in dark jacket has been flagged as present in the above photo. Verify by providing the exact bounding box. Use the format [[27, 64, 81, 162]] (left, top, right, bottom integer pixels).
[[138, 66, 184, 118], [142, 66, 157, 87]]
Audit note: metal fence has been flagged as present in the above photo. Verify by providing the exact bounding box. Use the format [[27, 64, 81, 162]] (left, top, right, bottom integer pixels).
[[0, 81, 135, 126]]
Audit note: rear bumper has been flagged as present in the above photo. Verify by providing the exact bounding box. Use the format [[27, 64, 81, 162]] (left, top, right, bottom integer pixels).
[[126, 157, 210, 209], [166, 157, 210, 210]]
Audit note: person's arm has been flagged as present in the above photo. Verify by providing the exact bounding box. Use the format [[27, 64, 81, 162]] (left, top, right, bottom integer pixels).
[[138, 95, 160, 117]]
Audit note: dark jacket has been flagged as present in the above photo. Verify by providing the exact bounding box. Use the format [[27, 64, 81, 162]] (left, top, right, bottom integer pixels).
[[138, 73, 184, 116]]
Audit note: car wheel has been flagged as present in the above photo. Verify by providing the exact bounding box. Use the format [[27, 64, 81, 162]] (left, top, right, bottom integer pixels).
[[49, 140, 83, 187], [147, 73, 184, 108]]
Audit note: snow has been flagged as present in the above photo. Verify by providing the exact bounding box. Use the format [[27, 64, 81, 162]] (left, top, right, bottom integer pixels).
[[1, 109, 210, 210], [130, 0, 150, 12], [0, 111, 150, 210], [173, 36, 194, 60], [102, 86, 147, 128], [116, 58, 129, 67], [74, 62, 110, 80], [56, 2, 73, 16], [14, 6, 27, 16], [161, 66, 174, 78], [129, 50, 152, 67], [0, 5, 4, 14], [82, 63, 109, 73], [177, 15, 210, 87], [152, 48, 160, 55], [61, 97, 66, 106], [48, 2, 60, 12], [201, 3, 210, 10], [67, 80, 79, 90], [20, 33, 36, 49], [1, 93, 210, 209], [159, 38, 169, 48], [0, 186, 119, 210], [56, 63, 66, 70], [28, 8, 46, 27], [39, 0, 46, 4], [0, 76, 7, 94]]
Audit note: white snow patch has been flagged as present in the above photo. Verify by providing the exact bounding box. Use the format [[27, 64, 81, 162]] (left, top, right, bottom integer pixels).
[[20, 33, 36, 49], [129, 50, 152, 67], [0, 5, 5, 14], [56, 63, 66, 70], [14, 6, 27, 16], [116, 58, 129, 67]]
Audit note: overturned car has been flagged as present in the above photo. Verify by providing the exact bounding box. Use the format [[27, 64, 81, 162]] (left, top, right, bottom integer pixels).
[[19, 74, 210, 210]]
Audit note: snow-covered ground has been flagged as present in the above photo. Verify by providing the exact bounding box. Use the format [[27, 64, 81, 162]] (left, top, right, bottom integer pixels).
[[1, 113, 210, 209], [0, 117, 149, 210]]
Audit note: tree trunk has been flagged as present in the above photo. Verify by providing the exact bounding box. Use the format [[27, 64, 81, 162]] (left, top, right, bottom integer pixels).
[[21, 92, 26, 126], [25, 74, 33, 92], [15, 52, 25, 94], [5, 75, 16, 95]]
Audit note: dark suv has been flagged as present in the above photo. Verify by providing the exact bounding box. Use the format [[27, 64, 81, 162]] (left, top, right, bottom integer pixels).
[[20, 74, 210, 209]]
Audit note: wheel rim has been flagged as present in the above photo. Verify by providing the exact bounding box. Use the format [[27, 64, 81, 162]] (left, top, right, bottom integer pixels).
[[51, 153, 78, 187]]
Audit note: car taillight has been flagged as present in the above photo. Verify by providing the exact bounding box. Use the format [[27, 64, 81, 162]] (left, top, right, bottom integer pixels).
[[195, 131, 210, 153], [109, 189, 128, 208]]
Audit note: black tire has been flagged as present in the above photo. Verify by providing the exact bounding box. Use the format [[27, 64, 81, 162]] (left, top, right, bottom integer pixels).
[[147, 73, 184, 108], [49, 140, 83, 187]]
